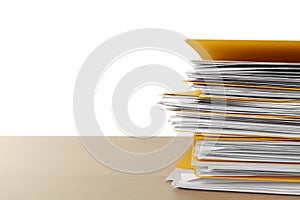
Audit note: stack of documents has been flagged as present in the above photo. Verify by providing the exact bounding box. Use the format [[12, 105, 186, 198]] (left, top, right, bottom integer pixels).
[[160, 40, 300, 195]]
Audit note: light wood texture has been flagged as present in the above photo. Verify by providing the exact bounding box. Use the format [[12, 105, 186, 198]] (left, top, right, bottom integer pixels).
[[1, 137, 299, 200]]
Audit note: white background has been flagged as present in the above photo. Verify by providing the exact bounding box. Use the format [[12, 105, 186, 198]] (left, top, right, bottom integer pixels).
[[1, 0, 300, 136]]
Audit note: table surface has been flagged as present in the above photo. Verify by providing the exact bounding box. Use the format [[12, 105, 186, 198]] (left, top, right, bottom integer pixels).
[[1, 136, 299, 200]]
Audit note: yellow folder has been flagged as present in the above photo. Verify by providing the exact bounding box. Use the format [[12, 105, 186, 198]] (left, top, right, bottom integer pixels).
[[174, 39, 300, 182], [186, 39, 300, 62]]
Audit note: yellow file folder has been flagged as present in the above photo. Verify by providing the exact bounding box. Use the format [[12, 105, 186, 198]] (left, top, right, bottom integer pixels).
[[172, 39, 300, 184]]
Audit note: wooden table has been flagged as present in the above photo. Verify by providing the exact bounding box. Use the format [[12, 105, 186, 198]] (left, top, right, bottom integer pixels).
[[1, 137, 299, 200]]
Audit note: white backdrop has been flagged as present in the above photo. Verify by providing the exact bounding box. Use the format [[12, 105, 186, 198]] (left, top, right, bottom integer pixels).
[[1, 0, 300, 136]]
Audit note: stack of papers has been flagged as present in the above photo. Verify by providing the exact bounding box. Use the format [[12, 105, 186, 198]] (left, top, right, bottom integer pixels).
[[159, 40, 300, 195]]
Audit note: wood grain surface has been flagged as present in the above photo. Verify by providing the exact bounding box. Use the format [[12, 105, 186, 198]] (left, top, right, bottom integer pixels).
[[0, 137, 299, 200]]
